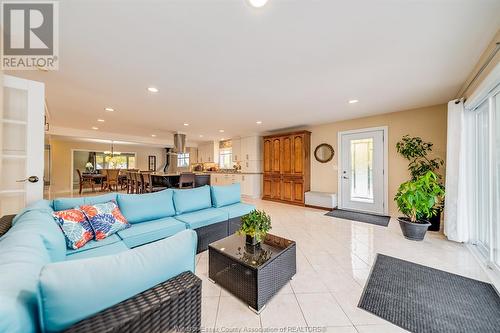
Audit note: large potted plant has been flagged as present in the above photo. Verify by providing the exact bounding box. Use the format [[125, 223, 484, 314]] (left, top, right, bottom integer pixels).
[[394, 171, 445, 241], [396, 135, 445, 231], [238, 210, 272, 247]]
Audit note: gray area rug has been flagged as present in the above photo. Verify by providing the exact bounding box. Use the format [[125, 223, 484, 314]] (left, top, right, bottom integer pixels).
[[325, 209, 390, 227], [358, 254, 500, 333]]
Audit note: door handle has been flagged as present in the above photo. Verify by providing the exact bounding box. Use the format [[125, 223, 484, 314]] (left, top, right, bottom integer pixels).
[[17, 176, 39, 183]]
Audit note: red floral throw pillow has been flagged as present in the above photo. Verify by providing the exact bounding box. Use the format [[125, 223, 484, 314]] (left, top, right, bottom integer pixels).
[[52, 209, 94, 249]]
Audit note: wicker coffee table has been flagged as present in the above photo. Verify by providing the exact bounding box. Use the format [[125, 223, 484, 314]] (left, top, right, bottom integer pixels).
[[208, 233, 296, 313]]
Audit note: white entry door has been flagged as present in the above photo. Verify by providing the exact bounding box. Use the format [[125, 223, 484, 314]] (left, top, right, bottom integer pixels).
[[339, 128, 387, 215], [0, 75, 45, 216]]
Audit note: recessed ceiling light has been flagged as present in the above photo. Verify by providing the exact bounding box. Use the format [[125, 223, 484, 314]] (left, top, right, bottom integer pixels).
[[97, 119, 105, 122], [348, 99, 359, 104], [219, 129, 225, 133], [148, 87, 159, 93], [199, 135, 204, 138], [220, 138, 225, 141], [91, 126, 99, 130], [151, 134, 157, 137], [183, 123, 189, 126], [256, 121, 262, 124], [248, 0, 268, 8], [104, 107, 114, 112]]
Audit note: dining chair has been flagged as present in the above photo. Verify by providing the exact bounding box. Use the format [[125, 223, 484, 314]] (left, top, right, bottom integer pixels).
[[126, 171, 134, 194], [132, 172, 143, 194], [142, 172, 167, 193], [76, 169, 95, 194], [178, 172, 195, 189], [104, 169, 120, 191]]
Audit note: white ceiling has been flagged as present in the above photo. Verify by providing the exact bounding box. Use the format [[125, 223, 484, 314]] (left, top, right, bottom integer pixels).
[[8, 0, 500, 144]]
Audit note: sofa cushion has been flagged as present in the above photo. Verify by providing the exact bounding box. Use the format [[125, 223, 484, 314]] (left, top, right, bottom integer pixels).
[[53, 197, 85, 211], [52, 193, 118, 212], [80, 201, 130, 240], [211, 183, 241, 208], [173, 185, 212, 214], [65, 241, 129, 261], [83, 192, 118, 206], [174, 208, 228, 229], [216, 202, 255, 219], [65, 234, 122, 256], [38, 229, 197, 333], [11, 200, 66, 262], [0, 233, 51, 333], [117, 217, 186, 248], [52, 209, 94, 249], [117, 190, 175, 223]]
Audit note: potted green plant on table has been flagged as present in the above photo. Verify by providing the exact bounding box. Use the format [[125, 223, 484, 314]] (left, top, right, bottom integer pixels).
[[238, 210, 272, 247], [394, 171, 445, 241], [396, 135, 445, 231]]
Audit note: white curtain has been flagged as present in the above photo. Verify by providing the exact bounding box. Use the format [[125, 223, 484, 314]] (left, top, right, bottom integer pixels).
[[444, 99, 473, 242]]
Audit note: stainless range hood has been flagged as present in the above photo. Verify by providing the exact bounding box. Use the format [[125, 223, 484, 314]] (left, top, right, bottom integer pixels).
[[173, 133, 186, 153], [162, 133, 187, 173]]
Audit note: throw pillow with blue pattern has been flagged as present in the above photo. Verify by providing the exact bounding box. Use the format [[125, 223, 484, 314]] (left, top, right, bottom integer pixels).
[[80, 201, 130, 240], [53, 209, 95, 249]]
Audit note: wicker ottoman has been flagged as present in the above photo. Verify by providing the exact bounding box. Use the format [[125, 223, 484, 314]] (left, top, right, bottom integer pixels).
[[208, 233, 296, 313]]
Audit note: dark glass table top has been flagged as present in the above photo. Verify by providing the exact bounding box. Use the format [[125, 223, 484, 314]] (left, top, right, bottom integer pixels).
[[209, 233, 295, 269]]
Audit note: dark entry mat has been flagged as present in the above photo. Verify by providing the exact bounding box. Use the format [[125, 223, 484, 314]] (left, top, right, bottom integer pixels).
[[358, 254, 500, 333], [325, 209, 390, 227]]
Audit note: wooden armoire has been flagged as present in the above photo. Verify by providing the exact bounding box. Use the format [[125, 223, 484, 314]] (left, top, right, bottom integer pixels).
[[262, 131, 311, 205]]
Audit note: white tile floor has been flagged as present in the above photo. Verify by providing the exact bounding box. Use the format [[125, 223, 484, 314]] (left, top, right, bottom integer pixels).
[[196, 199, 491, 333]]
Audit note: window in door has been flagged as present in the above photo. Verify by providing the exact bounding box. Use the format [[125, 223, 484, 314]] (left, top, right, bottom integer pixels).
[[475, 101, 490, 253], [177, 153, 190, 168], [350, 138, 374, 202]]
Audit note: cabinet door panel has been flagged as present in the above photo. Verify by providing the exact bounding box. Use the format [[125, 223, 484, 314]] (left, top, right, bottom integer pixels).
[[281, 136, 292, 175], [282, 178, 293, 201], [272, 138, 281, 173], [293, 135, 304, 174], [263, 139, 272, 173], [271, 178, 281, 199], [293, 180, 304, 203], [263, 178, 272, 199]]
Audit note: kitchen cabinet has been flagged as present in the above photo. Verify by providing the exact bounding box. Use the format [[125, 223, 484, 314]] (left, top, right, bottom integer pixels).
[[197, 141, 219, 164], [233, 135, 262, 173], [241, 136, 261, 161], [262, 130, 311, 205], [232, 138, 241, 162]]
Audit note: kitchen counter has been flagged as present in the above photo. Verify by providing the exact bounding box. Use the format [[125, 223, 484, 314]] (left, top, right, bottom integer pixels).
[[198, 171, 263, 175]]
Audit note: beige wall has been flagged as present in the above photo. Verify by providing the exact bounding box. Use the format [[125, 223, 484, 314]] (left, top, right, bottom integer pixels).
[[48, 138, 167, 193], [309, 104, 447, 216]]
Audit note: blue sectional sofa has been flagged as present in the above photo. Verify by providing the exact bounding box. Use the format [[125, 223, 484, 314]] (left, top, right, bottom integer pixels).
[[0, 184, 254, 333]]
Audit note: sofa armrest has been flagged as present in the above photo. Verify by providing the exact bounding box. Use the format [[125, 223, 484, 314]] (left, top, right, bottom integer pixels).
[[0, 214, 15, 237], [63, 271, 201, 333]]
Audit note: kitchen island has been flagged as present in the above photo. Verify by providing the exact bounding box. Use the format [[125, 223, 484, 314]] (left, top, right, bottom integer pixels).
[[150, 172, 210, 188]]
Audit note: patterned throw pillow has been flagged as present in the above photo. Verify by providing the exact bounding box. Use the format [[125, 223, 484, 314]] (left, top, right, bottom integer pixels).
[[80, 201, 130, 240], [53, 209, 94, 249]]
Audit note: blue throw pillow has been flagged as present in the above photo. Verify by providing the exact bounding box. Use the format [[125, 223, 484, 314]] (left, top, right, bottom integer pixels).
[[117, 190, 175, 223], [210, 183, 241, 207], [80, 201, 130, 240], [173, 185, 212, 214]]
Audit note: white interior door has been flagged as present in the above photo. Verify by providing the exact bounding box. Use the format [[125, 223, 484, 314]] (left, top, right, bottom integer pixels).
[[340, 128, 386, 215], [0, 75, 45, 215]]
